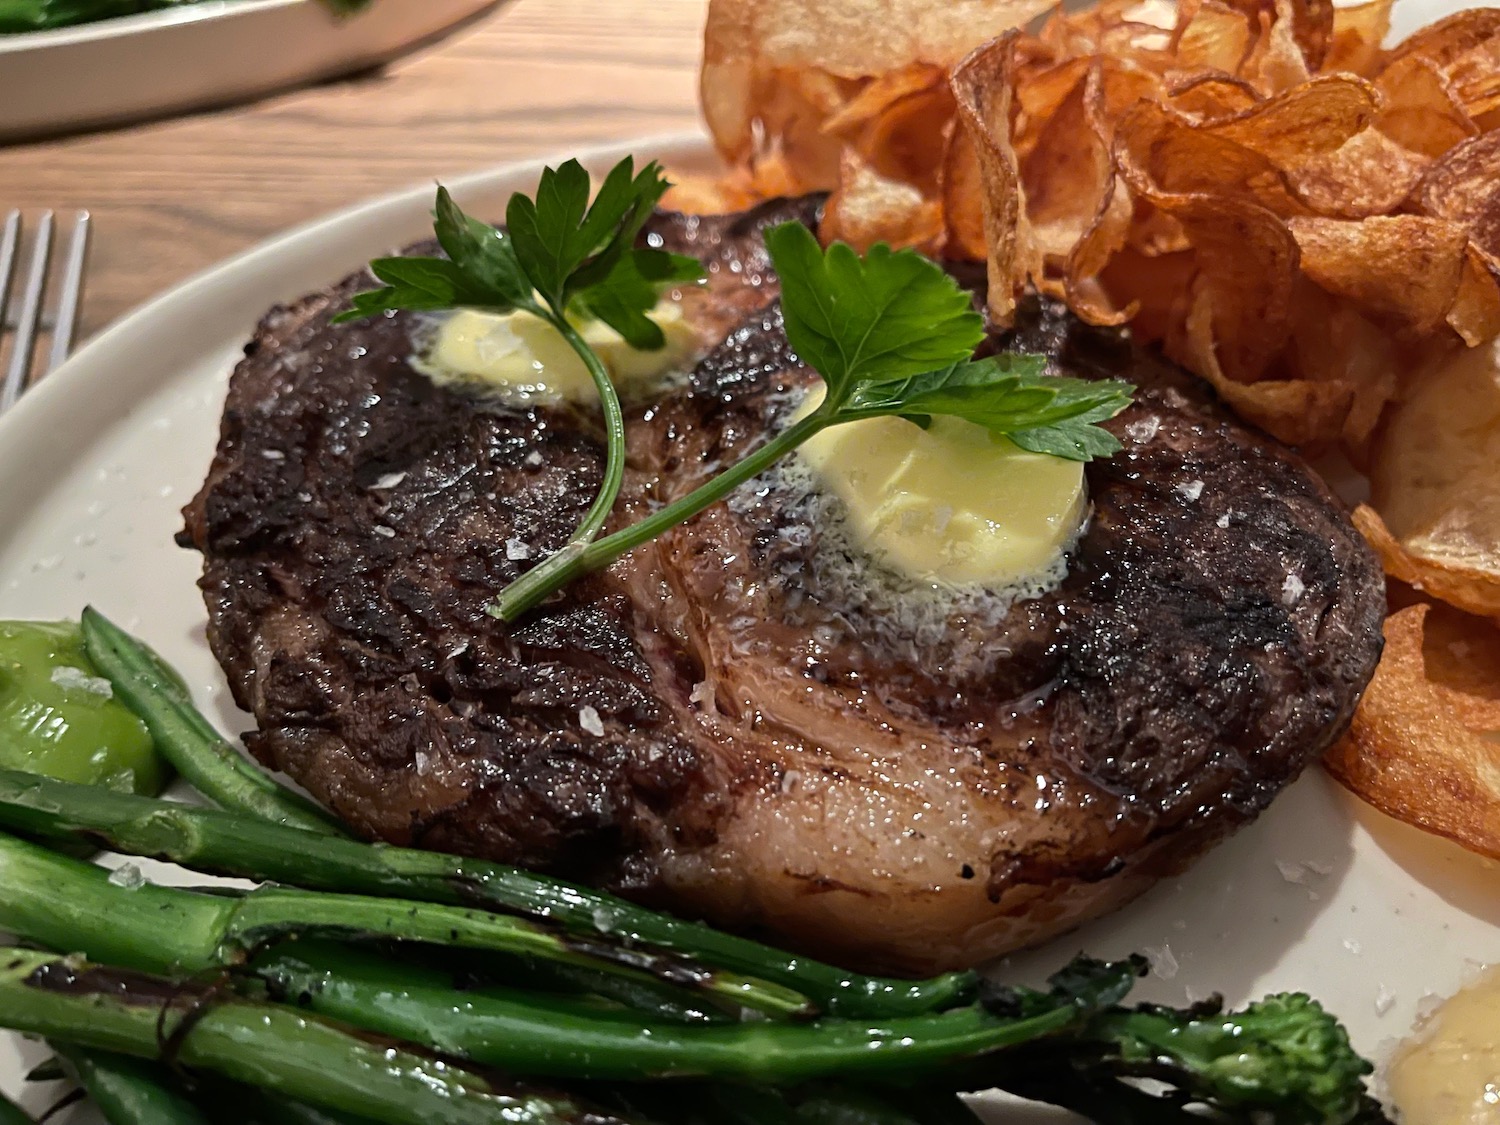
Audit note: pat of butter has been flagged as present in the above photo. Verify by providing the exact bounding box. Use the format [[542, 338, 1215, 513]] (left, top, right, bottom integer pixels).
[[1388, 966, 1500, 1125], [794, 386, 1086, 587], [422, 299, 697, 401]]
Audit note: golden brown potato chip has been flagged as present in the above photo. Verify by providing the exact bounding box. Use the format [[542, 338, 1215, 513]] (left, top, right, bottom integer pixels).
[[1166, 72, 1263, 121], [1364, 338, 1500, 616], [951, 33, 1037, 326], [1289, 215, 1468, 334], [1325, 602, 1500, 863], [853, 84, 956, 195], [1449, 248, 1500, 346], [1323, 0, 1394, 76], [1288, 128, 1429, 217], [1417, 129, 1500, 263], [707, 0, 1056, 81], [821, 63, 947, 136], [1172, 0, 1255, 72], [939, 125, 989, 262], [1356, 505, 1500, 619], [1204, 74, 1376, 167], [1420, 599, 1500, 730], [1374, 56, 1478, 160], [821, 149, 945, 251], [706, 0, 1500, 456]]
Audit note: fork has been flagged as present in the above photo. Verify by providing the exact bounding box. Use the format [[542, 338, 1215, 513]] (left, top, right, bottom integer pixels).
[[0, 210, 92, 415]]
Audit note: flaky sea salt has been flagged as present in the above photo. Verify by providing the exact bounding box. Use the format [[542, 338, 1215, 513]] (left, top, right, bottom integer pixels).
[[524, 451, 544, 468], [506, 538, 532, 561], [1374, 984, 1396, 1015], [1282, 573, 1306, 606], [1144, 944, 1180, 980], [1216, 513, 1231, 528], [261, 449, 286, 461], [370, 471, 407, 490], [1125, 416, 1160, 444], [51, 666, 113, 698], [1175, 479, 1205, 502], [373, 525, 397, 539], [579, 706, 604, 737], [414, 751, 433, 777], [108, 863, 144, 890]]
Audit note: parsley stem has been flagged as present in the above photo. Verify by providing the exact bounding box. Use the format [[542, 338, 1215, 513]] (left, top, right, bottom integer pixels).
[[493, 411, 831, 621], [551, 313, 629, 545]]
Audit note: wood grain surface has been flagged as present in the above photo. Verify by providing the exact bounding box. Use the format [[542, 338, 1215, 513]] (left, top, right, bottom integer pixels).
[[3, 0, 709, 339]]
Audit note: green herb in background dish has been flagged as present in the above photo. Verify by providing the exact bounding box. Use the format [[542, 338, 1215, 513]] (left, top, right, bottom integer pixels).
[[338, 158, 704, 591], [0, 0, 372, 33], [342, 160, 1132, 620]]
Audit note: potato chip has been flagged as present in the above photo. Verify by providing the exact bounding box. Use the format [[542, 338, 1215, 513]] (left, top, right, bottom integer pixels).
[[1288, 127, 1429, 217], [1374, 55, 1478, 159], [1449, 247, 1500, 346], [1325, 602, 1500, 862], [1289, 215, 1468, 334], [1364, 337, 1500, 615], [1322, 0, 1393, 76], [1202, 74, 1375, 167], [952, 33, 1037, 326], [1356, 506, 1500, 619], [1416, 129, 1500, 264], [706, 0, 1057, 82], [821, 150, 945, 251]]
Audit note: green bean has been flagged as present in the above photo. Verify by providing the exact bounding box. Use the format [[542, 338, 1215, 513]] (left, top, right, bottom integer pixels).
[[79, 608, 343, 835]]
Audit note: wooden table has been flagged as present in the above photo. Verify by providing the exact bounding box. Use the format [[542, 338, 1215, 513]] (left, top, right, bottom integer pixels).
[[4, 0, 709, 339]]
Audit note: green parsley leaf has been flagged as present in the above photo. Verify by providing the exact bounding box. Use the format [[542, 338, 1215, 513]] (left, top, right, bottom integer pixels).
[[765, 221, 984, 403], [574, 248, 704, 350], [432, 187, 533, 312]]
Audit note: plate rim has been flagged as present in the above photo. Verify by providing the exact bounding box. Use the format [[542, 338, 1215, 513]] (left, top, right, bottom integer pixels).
[[0, 0, 310, 53]]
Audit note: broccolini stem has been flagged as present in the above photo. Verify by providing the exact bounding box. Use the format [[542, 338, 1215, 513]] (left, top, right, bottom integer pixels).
[[51, 1044, 212, 1125], [250, 942, 1079, 1085], [0, 829, 808, 1018], [0, 947, 633, 1125], [79, 609, 344, 836], [0, 768, 972, 1019]]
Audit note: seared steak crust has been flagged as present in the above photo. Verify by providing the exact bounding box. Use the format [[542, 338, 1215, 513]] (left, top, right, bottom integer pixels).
[[181, 199, 1384, 972]]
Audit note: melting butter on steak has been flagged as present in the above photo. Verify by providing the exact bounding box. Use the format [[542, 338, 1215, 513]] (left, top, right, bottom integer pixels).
[[180, 199, 1384, 974]]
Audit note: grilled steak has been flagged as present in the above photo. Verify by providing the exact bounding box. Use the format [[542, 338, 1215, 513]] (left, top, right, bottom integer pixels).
[[180, 198, 1384, 974]]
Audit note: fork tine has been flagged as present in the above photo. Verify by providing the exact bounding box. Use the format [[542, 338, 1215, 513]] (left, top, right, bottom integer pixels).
[[45, 211, 90, 375], [0, 211, 20, 336], [0, 210, 53, 413]]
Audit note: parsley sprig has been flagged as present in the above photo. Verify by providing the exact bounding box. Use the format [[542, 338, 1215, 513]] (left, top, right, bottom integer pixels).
[[336, 158, 703, 567], [339, 157, 1132, 621]]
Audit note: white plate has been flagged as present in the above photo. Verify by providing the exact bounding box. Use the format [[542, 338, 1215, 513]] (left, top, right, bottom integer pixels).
[[0, 0, 505, 142], [1, 132, 1498, 1123]]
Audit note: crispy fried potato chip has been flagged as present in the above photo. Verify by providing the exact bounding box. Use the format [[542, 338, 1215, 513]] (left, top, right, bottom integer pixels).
[[1417, 129, 1500, 264], [1364, 337, 1500, 615], [1356, 506, 1500, 619], [1325, 602, 1500, 862], [952, 33, 1037, 326], [1289, 215, 1468, 334], [1288, 127, 1429, 217], [821, 150, 945, 251]]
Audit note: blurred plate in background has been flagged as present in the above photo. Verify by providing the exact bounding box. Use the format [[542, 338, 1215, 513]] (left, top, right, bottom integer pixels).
[[0, 0, 507, 142]]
